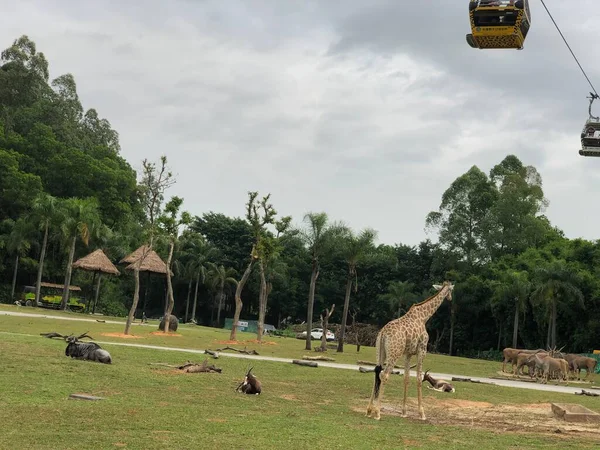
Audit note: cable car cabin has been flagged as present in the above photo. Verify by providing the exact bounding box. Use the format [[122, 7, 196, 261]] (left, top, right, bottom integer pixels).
[[579, 119, 600, 157], [466, 0, 531, 50]]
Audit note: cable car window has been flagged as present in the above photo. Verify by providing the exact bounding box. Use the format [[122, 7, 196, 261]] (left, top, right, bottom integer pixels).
[[473, 11, 518, 27], [520, 18, 530, 37]]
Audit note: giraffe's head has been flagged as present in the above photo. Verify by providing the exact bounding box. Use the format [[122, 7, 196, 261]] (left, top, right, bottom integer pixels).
[[432, 281, 455, 301]]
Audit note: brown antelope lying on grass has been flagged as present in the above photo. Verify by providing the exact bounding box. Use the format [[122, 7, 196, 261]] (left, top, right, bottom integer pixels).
[[423, 370, 455, 393]]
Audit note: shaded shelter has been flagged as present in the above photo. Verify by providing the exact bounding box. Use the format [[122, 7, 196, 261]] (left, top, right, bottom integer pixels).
[[120, 245, 171, 317], [72, 249, 120, 314]]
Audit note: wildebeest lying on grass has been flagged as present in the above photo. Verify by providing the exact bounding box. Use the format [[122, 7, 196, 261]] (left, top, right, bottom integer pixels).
[[41, 331, 112, 364]]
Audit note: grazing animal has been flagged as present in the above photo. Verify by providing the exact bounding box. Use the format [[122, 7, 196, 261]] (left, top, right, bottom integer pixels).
[[516, 351, 547, 377], [65, 337, 112, 364], [531, 354, 568, 384], [236, 367, 262, 395], [502, 348, 545, 373], [423, 370, 455, 393], [366, 281, 454, 421], [571, 356, 598, 381]]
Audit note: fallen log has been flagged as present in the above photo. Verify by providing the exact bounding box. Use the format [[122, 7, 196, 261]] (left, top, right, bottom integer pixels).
[[204, 349, 219, 359], [359, 367, 401, 375], [150, 360, 222, 373], [356, 360, 406, 369], [214, 346, 259, 355], [575, 389, 600, 397], [303, 355, 335, 361], [452, 377, 496, 385], [293, 360, 318, 368]]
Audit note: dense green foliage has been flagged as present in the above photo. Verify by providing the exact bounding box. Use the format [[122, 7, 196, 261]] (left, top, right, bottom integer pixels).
[[1, 35, 599, 356]]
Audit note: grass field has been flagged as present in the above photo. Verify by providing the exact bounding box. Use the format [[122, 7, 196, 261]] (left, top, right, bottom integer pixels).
[[1, 305, 600, 449]]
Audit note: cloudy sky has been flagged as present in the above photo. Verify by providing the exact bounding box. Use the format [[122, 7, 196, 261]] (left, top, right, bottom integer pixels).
[[2, 0, 600, 246]]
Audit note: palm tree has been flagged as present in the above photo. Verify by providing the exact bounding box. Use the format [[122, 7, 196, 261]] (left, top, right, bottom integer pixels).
[[206, 262, 237, 327], [337, 228, 377, 352], [299, 212, 348, 351], [530, 260, 583, 349], [379, 280, 417, 318], [1, 218, 33, 301], [492, 270, 531, 348], [29, 193, 59, 306], [59, 197, 101, 310], [180, 234, 218, 324]]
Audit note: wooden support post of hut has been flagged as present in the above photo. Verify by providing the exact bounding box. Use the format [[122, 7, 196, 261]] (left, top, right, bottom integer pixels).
[[72, 249, 120, 314], [120, 245, 170, 321]]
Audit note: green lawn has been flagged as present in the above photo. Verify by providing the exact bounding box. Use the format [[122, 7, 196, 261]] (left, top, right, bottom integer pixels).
[[0, 305, 499, 377], [1, 309, 600, 449]]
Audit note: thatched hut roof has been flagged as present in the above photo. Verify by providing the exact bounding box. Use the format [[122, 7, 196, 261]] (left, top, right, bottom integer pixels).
[[72, 249, 120, 275], [121, 245, 170, 275]]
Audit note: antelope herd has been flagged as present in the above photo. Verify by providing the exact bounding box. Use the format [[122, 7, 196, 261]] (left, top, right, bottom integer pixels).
[[502, 347, 598, 384]]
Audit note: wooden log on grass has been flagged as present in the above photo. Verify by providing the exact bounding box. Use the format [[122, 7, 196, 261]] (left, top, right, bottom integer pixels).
[[452, 377, 496, 385], [357, 360, 405, 369], [303, 355, 335, 361], [293, 360, 318, 368], [204, 349, 219, 358], [575, 389, 600, 397], [359, 367, 401, 375], [214, 346, 259, 355]]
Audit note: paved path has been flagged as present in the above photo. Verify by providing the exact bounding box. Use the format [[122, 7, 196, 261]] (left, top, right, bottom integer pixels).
[[1, 310, 595, 395], [0, 310, 148, 326]]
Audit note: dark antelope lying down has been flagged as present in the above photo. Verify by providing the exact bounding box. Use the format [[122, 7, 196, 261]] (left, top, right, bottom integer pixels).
[[41, 331, 112, 364], [65, 337, 112, 364], [235, 367, 261, 395], [423, 370, 455, 393]]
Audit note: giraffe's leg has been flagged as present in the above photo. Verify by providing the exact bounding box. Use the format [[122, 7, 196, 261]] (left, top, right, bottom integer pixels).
[[366, 364, 382, 417], [401, 355, 411, 417], [374, 362, 395, 421], [416, 347, 426, 420]]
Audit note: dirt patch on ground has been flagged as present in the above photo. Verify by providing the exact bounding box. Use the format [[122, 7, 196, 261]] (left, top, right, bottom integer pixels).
[[213, 339, 278, 346], [101, 333, 144, 339], [353, 398, 600, 439], [149, 331, 182, 337], [280, 394, 299, 401]]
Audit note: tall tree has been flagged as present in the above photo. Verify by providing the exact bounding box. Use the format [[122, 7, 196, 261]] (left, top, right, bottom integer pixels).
[[1, 218, 33, 301], [158, 196, 190, 332], [29, 193, 59, 306], [337, 228, 377, 352], [379, 280, 417, 318], [492, 270, 531, 348], [124, 156, 174, 335], [299, 212, 346, 351], [60, 197, 101, 310], [530, 260, 583, 349], [426, 166, 497, 267], [488, 155, 549, 257], [206, 262, 238, 327]]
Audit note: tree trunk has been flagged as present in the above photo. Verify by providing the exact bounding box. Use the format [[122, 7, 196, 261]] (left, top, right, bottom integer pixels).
[[92, 273, 102, 314], [337, 271, 353, 353], [551, 298, 557, 349], [512, 299, 519, 349], [35, 223, 49, 305], [61, 235, 77, 310], [142, 272, 150, 317], [546, 317, 551, 350], [320, 304, 335, 351], [257, 259, 267, 342], [216, 289, 224, 327], [88, 271, 97, 313], [124, 268, 140, 335], [230, 259, 254, 341], [184, 280, 192, 323], [497, 321, 502, 351], [449, 303, 456, 356], [305, 261, 319, 351], [10, 254, 19, 301], [163, 240, 175, 333], [191, 271, 200, 323]]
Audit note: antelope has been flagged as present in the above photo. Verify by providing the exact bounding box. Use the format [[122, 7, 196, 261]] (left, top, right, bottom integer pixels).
[[571, 356, 598, 381], [65, 336, 112, 364], [235, 367, 262, 395], [423, 370, 455, 393], [530, 353, 568, 384], [502, 348, 544, 373]]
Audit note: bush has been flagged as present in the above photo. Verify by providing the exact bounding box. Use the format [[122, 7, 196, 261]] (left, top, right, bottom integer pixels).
[[0, 284, 12, 304]]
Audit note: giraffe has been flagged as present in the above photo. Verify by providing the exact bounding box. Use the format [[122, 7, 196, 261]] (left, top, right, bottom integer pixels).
[[366, 281, 454, 421]]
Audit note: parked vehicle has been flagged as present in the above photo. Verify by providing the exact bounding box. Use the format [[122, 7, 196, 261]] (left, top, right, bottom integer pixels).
[[300, 328, 335, 341]]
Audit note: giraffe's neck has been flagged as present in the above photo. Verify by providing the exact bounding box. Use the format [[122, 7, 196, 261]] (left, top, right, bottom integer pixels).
[[408, 286, 449, 323]]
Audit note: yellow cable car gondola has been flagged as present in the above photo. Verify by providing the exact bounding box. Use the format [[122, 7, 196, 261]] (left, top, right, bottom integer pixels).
[[579, 93, 600, 157], [466, 0, 531, 50]]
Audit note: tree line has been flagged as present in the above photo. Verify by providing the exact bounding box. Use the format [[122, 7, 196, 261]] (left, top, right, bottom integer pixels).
[[1, 35, 599, 356]]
